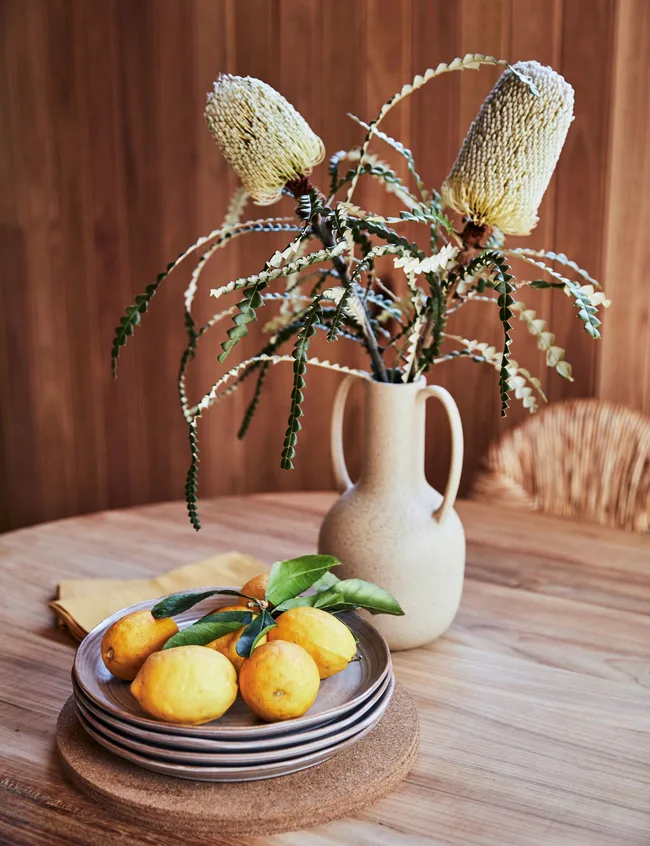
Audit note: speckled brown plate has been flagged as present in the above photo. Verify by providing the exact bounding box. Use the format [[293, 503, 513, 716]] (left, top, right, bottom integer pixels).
[[71, 671, 392, 751], [74, 673, 394, 766], [74, 588, 391, 739]]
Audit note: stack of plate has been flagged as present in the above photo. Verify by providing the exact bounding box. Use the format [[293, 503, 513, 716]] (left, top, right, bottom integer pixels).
[[72, 590, 394, 782]]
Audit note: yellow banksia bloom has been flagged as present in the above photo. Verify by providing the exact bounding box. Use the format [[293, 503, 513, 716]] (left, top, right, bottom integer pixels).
[[442, 61, 574, 236], [205, 74, 325, 205]]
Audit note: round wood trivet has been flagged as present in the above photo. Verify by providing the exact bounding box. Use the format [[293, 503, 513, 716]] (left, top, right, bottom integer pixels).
[[57, 681, 419, 837]]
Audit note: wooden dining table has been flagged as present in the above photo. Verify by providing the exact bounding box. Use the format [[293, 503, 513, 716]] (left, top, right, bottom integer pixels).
[[1, 492, 649, 845]]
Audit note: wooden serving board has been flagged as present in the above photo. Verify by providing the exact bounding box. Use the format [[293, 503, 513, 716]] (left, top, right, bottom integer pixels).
[[57, 682, 419, 837]]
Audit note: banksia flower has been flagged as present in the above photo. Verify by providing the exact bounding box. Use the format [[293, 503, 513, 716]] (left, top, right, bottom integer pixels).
[[442, 61, 574, 236], [205, 74, 325, 205]]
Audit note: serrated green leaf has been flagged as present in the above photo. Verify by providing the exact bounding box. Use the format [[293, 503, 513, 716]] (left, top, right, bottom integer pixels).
[[280, 298, 323, 469], [565, 279, 602, 339], [235, 609, 277, 658], [162, 611, 253, 650], [185, 420, 201, 531], [237, 361, 271, 440], [398, 203, 455, 235], [265, 554, 341, 607], [529, 279, 564, 289]]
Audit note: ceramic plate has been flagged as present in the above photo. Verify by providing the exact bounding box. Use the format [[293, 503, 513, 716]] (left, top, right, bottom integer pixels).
[[74, 588, 391, 739], [71, 670, 391, 752], [74, 673, 394, 765], [74, 704, 381, 782]]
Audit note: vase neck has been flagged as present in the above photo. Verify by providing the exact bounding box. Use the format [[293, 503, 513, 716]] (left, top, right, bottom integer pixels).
[[358, 379, 427, 490]]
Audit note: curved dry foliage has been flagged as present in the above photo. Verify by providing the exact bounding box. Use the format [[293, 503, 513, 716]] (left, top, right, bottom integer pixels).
[[111, 57, 608, 529]]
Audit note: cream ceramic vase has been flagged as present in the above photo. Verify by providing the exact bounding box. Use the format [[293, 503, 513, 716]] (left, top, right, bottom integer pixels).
[[318, 375, 465, 651]]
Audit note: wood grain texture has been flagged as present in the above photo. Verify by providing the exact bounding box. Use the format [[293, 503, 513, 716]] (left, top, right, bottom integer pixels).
[[0, 0, 647, 530], [0, 493, 649, 846], [599, 0, 650, 412], [547, 0, 616, 403]]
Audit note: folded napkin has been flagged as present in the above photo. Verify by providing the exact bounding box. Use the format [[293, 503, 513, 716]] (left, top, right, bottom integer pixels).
[[50, 552, 266, 641]]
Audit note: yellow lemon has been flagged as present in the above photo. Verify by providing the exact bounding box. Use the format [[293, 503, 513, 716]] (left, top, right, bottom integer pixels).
[[237, 573, 270, 608], [130, 645, 237, 725], [205, 605, 266, 673], [101, 610, 178, 681], [239, 641, 320, 722], [268, 606, 357, 679]]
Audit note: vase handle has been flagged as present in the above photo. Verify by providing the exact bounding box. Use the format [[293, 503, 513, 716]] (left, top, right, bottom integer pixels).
[[330, 375, 356, 493], [420, 385, 464, 524]]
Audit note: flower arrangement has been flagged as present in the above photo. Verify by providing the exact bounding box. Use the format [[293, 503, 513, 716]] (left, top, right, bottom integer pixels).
[[111, 55, 610, 530]]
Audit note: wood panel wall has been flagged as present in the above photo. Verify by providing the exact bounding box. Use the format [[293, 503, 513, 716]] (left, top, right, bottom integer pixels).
[[1, 0, 648, 531]]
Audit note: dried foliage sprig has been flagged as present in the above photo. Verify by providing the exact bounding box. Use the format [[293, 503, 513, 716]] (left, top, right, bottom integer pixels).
[[111, 57, 608, 528]]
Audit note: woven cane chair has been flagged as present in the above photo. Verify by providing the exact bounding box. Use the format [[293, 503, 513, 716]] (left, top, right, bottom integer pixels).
[[471, 399, 650, 533]]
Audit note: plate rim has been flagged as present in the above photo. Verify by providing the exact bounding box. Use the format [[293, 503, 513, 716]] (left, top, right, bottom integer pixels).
[[74, 674, 395, 765], [74, 587, 391, 737], [74, 702, 381, 780], [72, 669, 391, 751]]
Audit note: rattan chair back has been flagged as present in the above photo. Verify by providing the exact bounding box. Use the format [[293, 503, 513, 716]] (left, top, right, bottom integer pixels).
[[472, 400, 650, 532]]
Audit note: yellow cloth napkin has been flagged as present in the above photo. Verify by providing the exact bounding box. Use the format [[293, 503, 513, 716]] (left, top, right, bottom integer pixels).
[[50, 552, 266, 641]]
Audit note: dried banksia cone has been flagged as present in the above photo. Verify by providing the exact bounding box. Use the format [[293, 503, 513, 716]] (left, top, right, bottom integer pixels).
[[205, 74, 325, 206], [442, 61, 574, 236]]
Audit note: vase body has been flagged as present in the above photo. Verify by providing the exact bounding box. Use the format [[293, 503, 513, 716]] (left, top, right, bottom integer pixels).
[[318, 377, 465, 651]]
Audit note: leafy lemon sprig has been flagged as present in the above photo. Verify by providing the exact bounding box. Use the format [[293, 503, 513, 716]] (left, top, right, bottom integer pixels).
[[152, 554, 403, 658]]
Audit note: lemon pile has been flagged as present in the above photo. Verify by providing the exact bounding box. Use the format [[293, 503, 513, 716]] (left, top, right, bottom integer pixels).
[[100, 574, 357, 726]]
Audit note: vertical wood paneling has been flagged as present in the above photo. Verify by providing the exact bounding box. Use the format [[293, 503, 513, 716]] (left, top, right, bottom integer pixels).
[[548, 0, 616, 401], [152, 0, 201, 498], [0, 226, 36, 528], [599, 0, 650, 413], [80, 0, 146, 509], [47, 0, 107, 514], [0, 0, 647, 530], [4, 0, 80, 522], [119, 0, 173, 504]]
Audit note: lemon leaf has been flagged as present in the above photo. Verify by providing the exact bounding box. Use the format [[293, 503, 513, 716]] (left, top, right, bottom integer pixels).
[[152, 589, 223, 618], [236, 609, 277, 659], [313, 590, 352, 611], [311, 571, 341, 593], [328, 579, 405, 616], [162, 611, 253, 650], [265, 554, 341, 606], [151, 588, 257, 618], [272, 595, 318, 614]]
